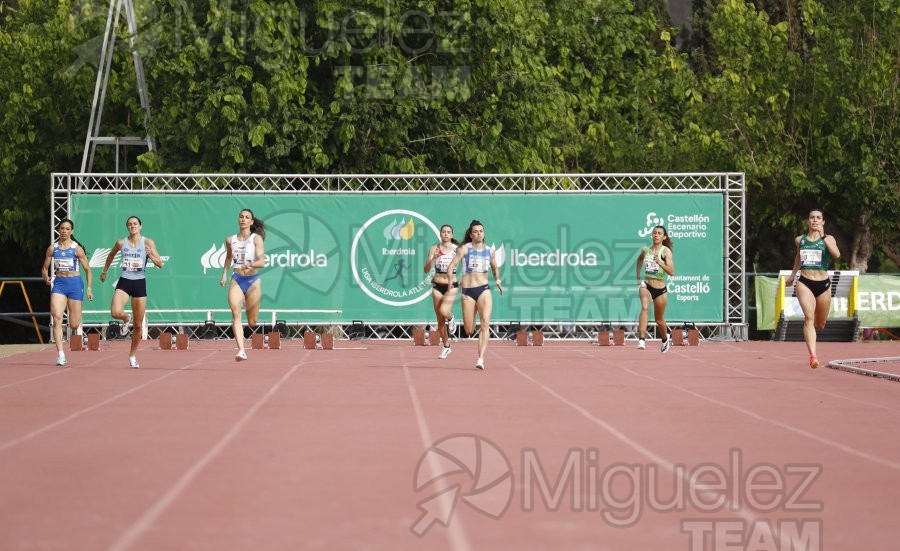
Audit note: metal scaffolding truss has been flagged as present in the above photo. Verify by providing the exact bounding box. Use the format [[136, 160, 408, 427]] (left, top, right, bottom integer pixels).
[[81, 0, 154, 173], [55, 172, 734, 193], [51, 172, 746, 340]]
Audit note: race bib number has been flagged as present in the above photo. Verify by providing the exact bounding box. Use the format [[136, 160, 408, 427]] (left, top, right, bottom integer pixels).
[[643, 258, 660, 274], [54, 258, 75, 272], [435, 254, 453, 273], [233, 242, 251, 265], [466, 256, 489, 273], [122, 258, 143, 272], [800, 249, 823, 266]]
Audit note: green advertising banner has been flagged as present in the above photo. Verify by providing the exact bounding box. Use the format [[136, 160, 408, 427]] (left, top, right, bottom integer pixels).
[[71, 193, 724, 325], [755, 274, 900, 329]]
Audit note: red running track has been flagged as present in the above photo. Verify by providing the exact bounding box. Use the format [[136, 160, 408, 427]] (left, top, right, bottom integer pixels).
[[0, 338, 898, 551]]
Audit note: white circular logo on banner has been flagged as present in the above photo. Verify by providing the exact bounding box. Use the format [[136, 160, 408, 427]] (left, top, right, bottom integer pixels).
[[351, 210, 440, 306]]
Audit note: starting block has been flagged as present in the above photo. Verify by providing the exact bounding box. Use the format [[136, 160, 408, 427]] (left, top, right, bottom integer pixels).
[[159, 332, 189, 350], [321, 333, 334, 350], [670, 327, 700, 346], [598, 329, 611, 346], [251, 333, 265, 350], [428, 329, 441, 346], [688, 328, 700, 346], [70, 332, 101, 351], [251, 331, 282, 350], [516, 330, 544, 346], [304, 331, 317, 349], [671, 327, 700, 346], [598, 328, 625, 346], [159, 331, 173, 350], [413, 327, 426, 346], [303, 331, 332, 350]]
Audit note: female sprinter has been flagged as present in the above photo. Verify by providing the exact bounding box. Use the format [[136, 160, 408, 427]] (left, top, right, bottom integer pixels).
[[635, 225, 675, 352], [423, 224, 460, 359], [785, 209, 841, 368], [219, 208, 266, 361], [447, 220, 503, 370], [41, 219, 93, 366]]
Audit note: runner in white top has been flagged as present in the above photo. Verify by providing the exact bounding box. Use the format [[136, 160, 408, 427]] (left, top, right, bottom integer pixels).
[[423, 224, 460, 359], [220, 208, 266, 362]]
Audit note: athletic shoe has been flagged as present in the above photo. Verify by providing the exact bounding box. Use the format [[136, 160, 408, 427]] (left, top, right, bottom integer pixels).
[[475, 357, 485, 370], [661, 338, 671, 354], [439, 346, 452, 359], [56, 355, 67, 366], [128, 356, 140, 369], [120, 314, 132, 337], [809, 356, 819, 369], [637, 339, 646, 350], [235, 350, 248, 362], [448, 316, 457, 336]]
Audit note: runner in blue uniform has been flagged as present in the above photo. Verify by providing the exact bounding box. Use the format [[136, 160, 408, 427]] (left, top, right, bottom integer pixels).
[[447, 220, 503, 370], [41, 219, 93, 366]]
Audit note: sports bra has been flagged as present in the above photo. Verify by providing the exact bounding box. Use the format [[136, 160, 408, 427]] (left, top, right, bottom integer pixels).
[[231, 233, 258, 268], [434, 245, 457, 274], [463, 245, 492, 274], [52, 241, 79, 273]]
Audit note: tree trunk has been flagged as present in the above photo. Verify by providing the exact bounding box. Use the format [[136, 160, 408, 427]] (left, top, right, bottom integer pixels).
[[881, 244, 900, 268], [849, 210, 872, 272]]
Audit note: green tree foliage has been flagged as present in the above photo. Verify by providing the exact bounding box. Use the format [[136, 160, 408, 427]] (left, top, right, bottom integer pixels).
[[0, 1, 99, 258], [139, 0, 622, 175], [0, 0, 896, 276], [687, 0, 898, 271]]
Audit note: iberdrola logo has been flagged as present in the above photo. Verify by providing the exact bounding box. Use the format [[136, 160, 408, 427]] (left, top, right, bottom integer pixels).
[[384, 217, 417, 240], [351, 210, 440, 306]]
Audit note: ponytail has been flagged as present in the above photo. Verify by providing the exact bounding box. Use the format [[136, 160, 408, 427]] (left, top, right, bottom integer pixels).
[[251, 219, 266, 241], [240, 208, 266, 240]]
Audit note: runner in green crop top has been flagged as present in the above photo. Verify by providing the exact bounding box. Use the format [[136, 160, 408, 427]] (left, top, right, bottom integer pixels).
[[785, 209, 841, 369], [635, 225, 675, 353]]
